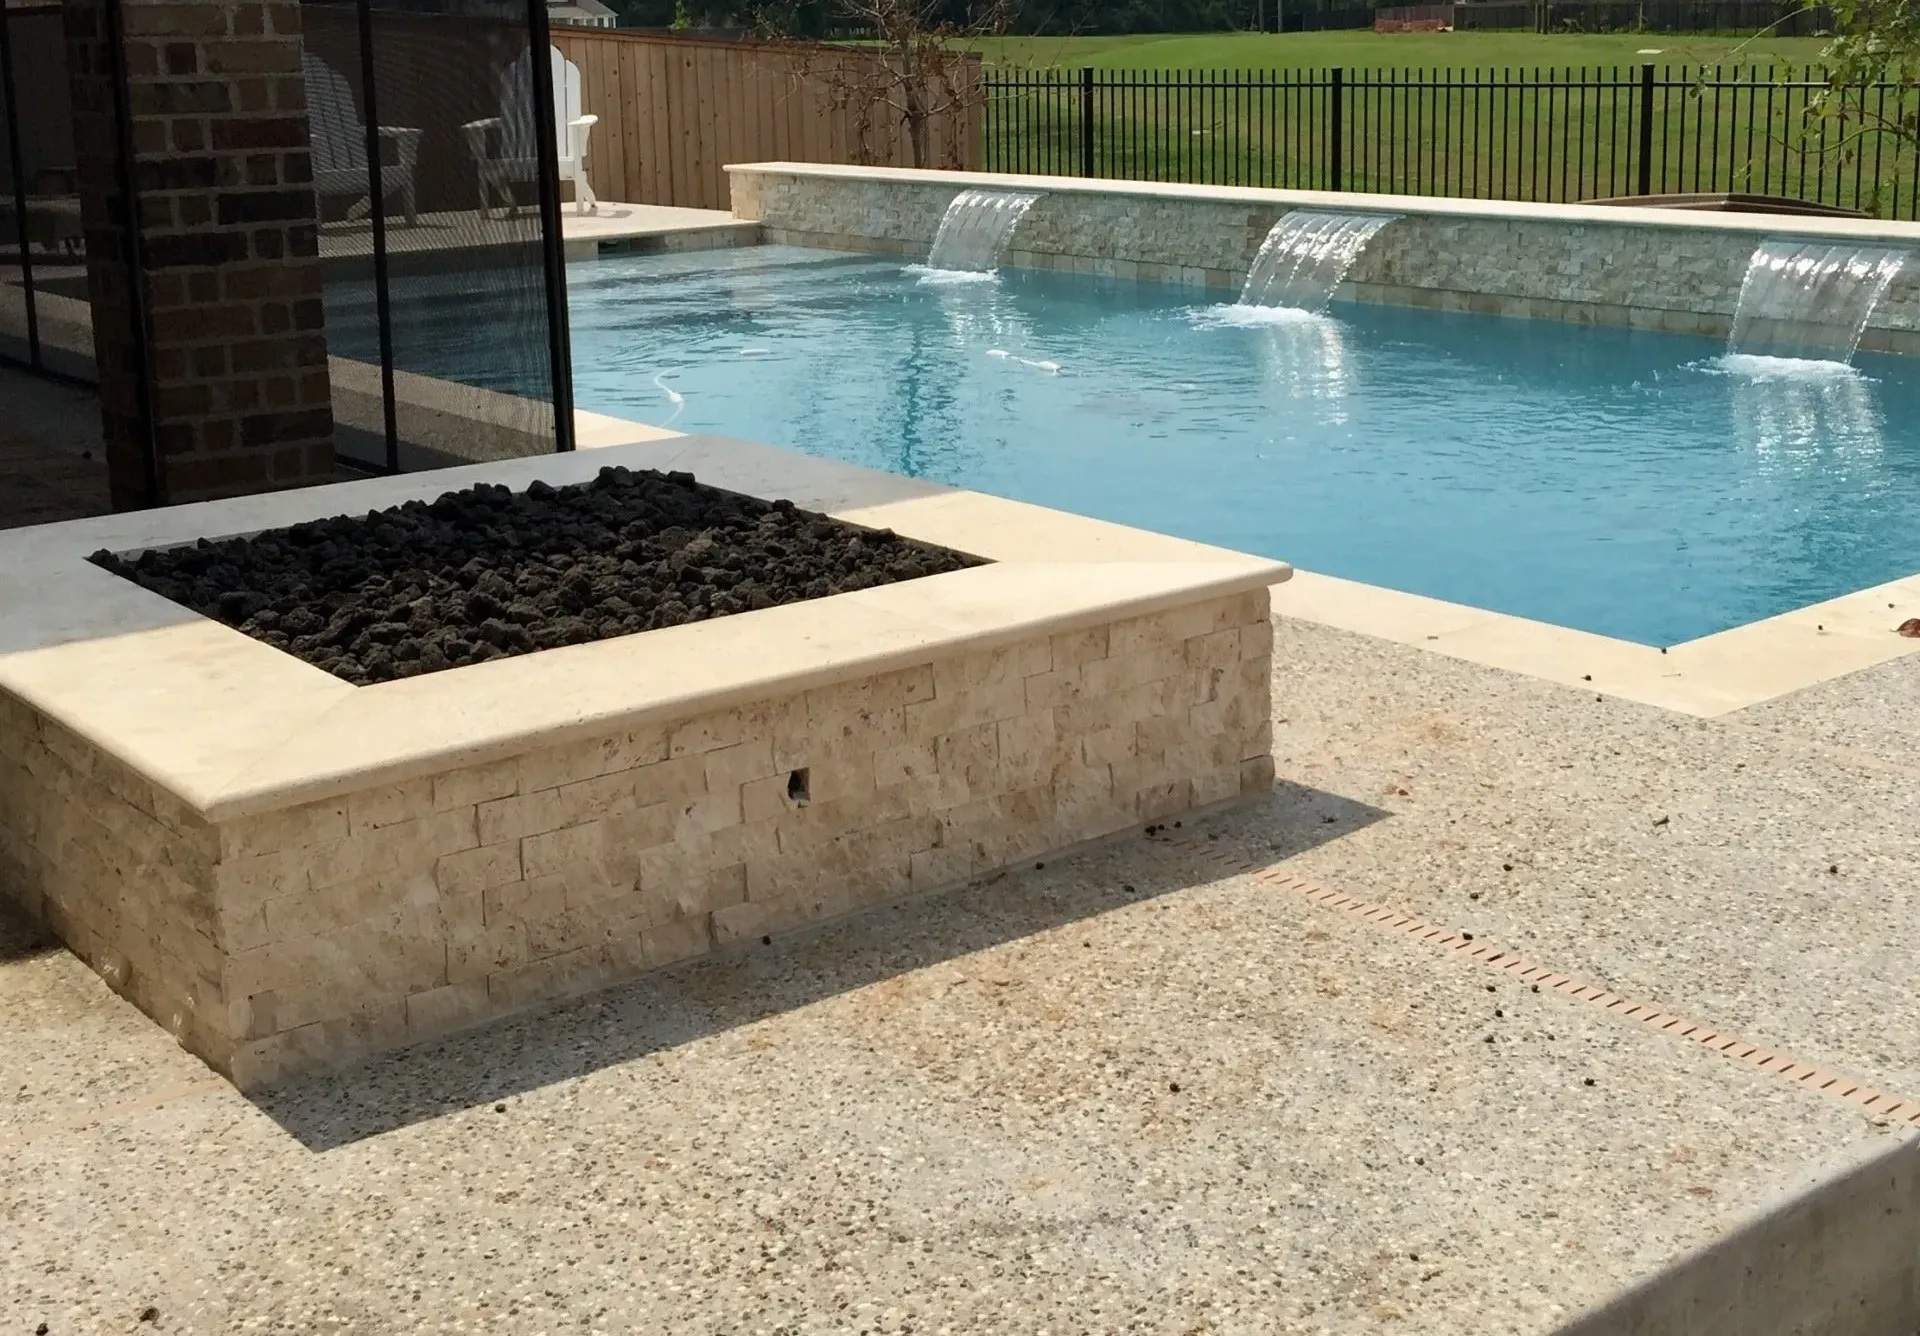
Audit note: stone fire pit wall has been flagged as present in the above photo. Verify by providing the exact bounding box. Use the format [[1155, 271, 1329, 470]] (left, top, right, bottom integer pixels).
[[0, 435, 1286, 1090]]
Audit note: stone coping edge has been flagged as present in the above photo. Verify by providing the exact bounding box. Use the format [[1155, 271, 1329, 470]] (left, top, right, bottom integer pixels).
[[723, 162, 1920, 245], [0, 433, 1289, 823], [1274, 569, 1920, 717]]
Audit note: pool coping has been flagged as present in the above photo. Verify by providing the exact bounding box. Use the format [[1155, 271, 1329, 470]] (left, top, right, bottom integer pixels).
[[0, 433, 1288, 824], [1272, 568, 1920, 716]]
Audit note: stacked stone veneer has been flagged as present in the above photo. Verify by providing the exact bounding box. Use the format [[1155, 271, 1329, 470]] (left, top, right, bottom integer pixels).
[[0, 591, 1274, 1089], [728, 169, 1920, 353]]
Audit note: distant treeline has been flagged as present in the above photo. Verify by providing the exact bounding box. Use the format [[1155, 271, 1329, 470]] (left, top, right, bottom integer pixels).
[[609, 0, 1277, 36]]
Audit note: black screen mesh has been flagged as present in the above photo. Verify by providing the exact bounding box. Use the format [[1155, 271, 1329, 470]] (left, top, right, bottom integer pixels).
[[304, 0, 572, 472], [0, 4, 89, 380]]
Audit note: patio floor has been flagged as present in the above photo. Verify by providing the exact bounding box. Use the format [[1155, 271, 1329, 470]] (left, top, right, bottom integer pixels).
[[4, 598, 1917, 1332]]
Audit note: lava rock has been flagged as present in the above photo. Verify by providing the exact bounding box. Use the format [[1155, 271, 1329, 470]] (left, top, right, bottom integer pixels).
[[92, 469, 985, 687]]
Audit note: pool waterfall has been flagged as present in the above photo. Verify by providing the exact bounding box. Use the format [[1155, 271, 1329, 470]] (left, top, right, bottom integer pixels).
[[923, 189, 1042, 275], [1727, 240, 1911, 366], [1237, 210, 1399, 313]]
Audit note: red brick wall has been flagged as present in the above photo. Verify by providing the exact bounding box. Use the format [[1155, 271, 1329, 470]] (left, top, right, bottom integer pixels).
[[66, 0, 333, 508]]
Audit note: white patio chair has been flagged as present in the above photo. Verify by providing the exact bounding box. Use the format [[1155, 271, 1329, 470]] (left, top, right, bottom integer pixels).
[[301, 52, 421, 226], [462, 45, 598, 217]]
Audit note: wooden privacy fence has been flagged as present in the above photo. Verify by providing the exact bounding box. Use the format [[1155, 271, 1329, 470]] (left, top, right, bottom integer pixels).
[[550, 30, 983, 210]]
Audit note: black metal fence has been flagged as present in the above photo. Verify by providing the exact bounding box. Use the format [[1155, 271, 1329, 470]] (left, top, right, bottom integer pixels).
[[0, 3, 91, 384], [983, 65, 1920, 218], [302, 0, 576, 471]]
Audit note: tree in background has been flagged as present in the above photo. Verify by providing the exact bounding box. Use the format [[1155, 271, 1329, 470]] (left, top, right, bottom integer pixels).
[[1807, 0, 1920, 194], [758, 0, 1006, 168]]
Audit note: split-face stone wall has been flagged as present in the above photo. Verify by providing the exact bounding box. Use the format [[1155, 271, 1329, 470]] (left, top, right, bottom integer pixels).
[[0, 590, 1274, 1089], [728, 168, 1920, 352]]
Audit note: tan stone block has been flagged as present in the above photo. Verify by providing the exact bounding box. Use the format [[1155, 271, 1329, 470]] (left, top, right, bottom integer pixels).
[[1240, 755, 1276, 795], [874, 740, 935, 791], [1137, 712, 1190, 760], [522, 820, 608, 880], [216, 847, 310, 913], [525, 904, 620, 959], [1244, 720, 1274, 760], [477, 788, 569, 846], [1105, 612, 1178, 661], [669, 707, 748, 758], [225, 937, 321, 1000], [301, 908, 448, 998], [484, 872, 569, 926], [433, 758, 519, 812], [347, 778, 435, 834], [264, 866, 426, 942], [436, 842, 523, 898], [519, 727, 668, 793], [308, 809, 477, 889], [1239, 615, 1276, 659], [710, 819, 779, 867], [1135, 778, 1193, 823], [1081, 723, 1136, 769], [1082, 650, 1178, 699], [933, 721, 998, 781], [1226, 589, 1270, 627], [704, 738, 777, 790], [222, 902, 272, 953], [904, 676, 1027, 738], [631, 754, 707, 807], [712, 891, 845, 947], [450, 920, 528, 981], [635, 914, 713, 969], [1024, 667, 1084, 713], [604, 800, 676, 857], [675, 785, 742, 837], [1185, 626, 1242, 675], [221, 796, 349, 858], [1234, 655, 1269, 697], [909, 841, 974, 891], [742, 772, 795, 824], [486, 942, 620, 1008], [801, 746, 877, 806], [563, 861, 642, 914], [405, 980, 494, 1039], [1059, 625, 1121, 671], [1191, 764, 1242, 808], [555, 770, 640, 826]]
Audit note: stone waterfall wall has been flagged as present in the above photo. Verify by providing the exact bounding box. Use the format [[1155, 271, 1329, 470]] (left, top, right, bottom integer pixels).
[[728, 167, 1920, 353]]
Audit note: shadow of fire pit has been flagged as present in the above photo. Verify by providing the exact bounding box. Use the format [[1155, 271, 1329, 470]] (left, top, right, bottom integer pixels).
[[251, 782, 1386, 1150]]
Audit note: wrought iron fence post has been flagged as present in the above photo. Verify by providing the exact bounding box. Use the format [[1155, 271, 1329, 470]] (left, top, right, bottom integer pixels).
[[1330, 67, 1344, 191], [1079, 67, 1095, 178], [526, 0, 576, 453], [1636, 63, 1655, 196], [353, 0, 399, 473]]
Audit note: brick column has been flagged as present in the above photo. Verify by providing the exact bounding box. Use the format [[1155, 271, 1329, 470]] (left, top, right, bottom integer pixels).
[[66, 0, 333, 509]]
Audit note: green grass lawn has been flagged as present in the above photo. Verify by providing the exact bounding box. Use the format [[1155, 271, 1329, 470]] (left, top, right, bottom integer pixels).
[[968, 30, 1837, 71]]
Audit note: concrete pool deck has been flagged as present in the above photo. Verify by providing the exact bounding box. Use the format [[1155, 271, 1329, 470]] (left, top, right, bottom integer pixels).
[[5, 594, 1919, 1331]]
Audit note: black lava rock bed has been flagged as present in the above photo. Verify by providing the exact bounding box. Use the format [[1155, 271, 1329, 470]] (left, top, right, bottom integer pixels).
[[92, 466, 985, 686]]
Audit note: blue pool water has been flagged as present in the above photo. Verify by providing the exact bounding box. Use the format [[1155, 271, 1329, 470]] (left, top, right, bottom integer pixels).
[[408, 246, 1920, 645]]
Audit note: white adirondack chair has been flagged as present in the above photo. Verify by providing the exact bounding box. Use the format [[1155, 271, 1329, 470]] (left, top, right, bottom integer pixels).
[[463, 45, 598, 217], [301, 52, 421, 226]]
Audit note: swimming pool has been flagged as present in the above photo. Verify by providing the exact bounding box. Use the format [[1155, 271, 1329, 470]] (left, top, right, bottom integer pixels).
[[363, 245, 1920, 647]]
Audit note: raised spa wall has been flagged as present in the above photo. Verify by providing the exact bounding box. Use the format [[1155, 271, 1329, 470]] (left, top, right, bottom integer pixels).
[[726, 163, 1920, 355]]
